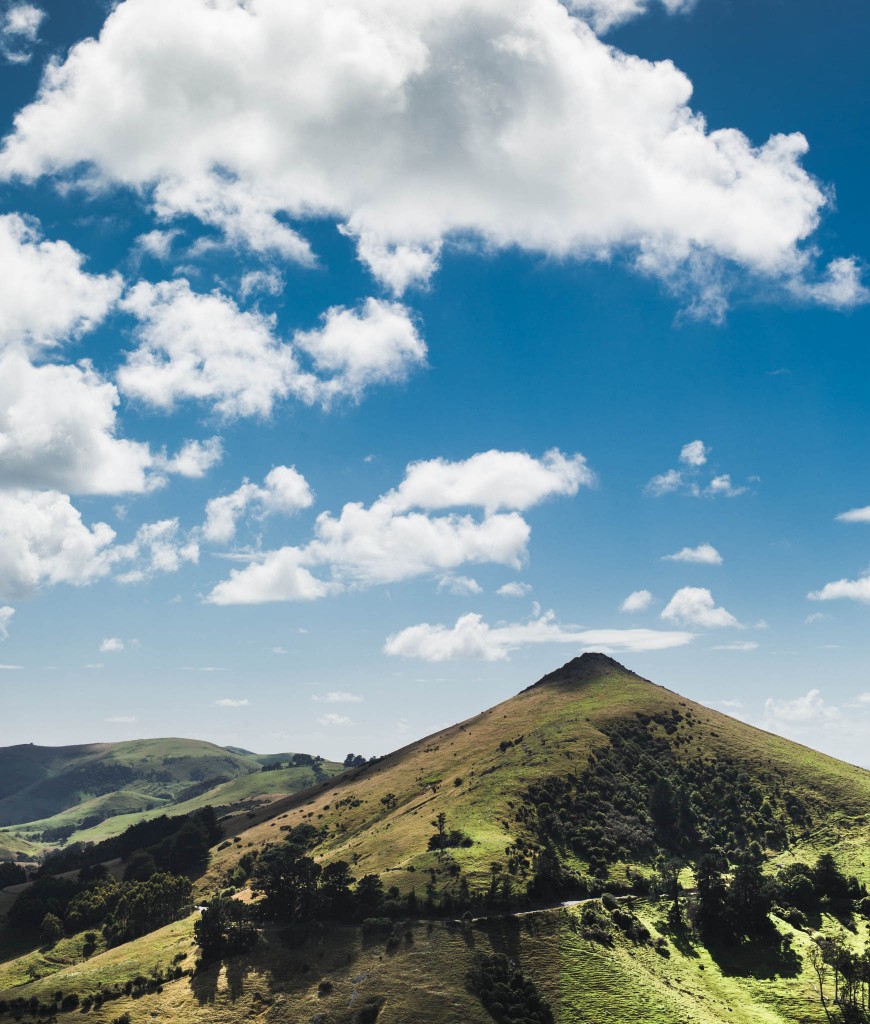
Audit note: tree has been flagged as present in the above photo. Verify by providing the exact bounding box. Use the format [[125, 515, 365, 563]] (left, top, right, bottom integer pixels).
[[727, 861, 771, 939], [251, 847, 322, 921], [194, 895, 257, 962], [40, 912, 64, 947], [344, 753, 367, 768], [354, 874, 384, 916], [0, 861, 26, 888]]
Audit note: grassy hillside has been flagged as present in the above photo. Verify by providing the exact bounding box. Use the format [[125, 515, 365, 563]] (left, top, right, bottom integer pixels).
[[203, 654, 870, 896], [2, 653, 868, 1024]]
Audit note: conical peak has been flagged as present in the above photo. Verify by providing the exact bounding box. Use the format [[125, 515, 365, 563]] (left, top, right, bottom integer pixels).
[[526, 651, 633, 690]]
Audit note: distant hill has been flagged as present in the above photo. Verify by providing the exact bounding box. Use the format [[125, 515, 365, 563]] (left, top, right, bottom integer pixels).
[[0, 739, 344, 854]]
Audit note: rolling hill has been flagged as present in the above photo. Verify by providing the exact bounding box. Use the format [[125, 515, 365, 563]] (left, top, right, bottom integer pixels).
[[2, 653, 869, 1024]]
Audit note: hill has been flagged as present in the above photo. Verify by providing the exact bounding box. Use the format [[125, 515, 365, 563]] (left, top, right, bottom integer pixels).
[[1, 653, 869, 1024], [0, 739, 344, 856]]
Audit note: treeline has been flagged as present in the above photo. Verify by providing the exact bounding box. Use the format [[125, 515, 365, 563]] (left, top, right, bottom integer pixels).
[[8, 869, 193, 948], [260, 753, 326, 772]]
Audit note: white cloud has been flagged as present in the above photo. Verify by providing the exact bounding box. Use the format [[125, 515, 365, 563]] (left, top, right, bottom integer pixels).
[[0, 605, 13, 640], [0, 350, 213, 495], [808, 573, 870, 605], [118, 279, 310, 418], [679, 440, 708, 467], [0, 214, 122, 353], [311, 691, 363, 704], [620, 589, 653, 613], [437, 574, 482, 596], [294, 298, 427, 404], [215, 697, 249, 707], [118, 281, 425, 417], [645, 441, 749, 499], [105, 715, 137, 723], [805, 611, 830, 624], [711, 640, 758, 651], [835, 506, 870, 524], [764, 690, 840, 726], [645, 469, 683, 496], [661, 586, 740, 628], [705, 474, 746, 498], [207, 448, 589, 603], [566, 0, 694, 34], [389, 448, 593, 515], [0, 0, 852, 310], [157, 437, 223, 479], [1, 4, 45, 64], [113, 518, 199, 584], [317, 712, 352, 726], [790, 257, 869, 309], [99, 636, 124, 652], [497, 581, 532, 598], [239, 268, 283, 299], [0, 489, 117, 599], [663, 543, 722, 565], [134, 228, 179, 260], [384, 609, 693, 661], [203, 465, 314, 544]]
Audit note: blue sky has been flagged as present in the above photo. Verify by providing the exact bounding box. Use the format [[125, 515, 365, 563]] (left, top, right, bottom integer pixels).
[[1, 0, 869, 765]]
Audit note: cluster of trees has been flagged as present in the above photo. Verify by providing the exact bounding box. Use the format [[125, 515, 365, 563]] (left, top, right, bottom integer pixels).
[[35, 807, 221, 879], [343, 753, 368, 768], [427, 812, 473, 851], [260, 753, 326, 772], [809, 935, 870, 1022], [465, 953, 553, 1024], [0, 860, 27, 887], [519, 713, 807, 878], [7, 868, 193, 948]]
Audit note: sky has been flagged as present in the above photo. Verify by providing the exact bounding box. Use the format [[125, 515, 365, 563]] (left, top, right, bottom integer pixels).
[[0, 0, 869, 767]]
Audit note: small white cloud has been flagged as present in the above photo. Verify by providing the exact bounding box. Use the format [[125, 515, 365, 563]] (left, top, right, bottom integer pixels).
[[271, 645, 288, 654], [679, 440, 709, 467], [317, 712, 352, 726], [202, 464, 314, 544], [661, 587, 740, 629], [99, 637, 124, 653], [239, 269, 284, 299], [808, 573, 870, 605], [105, 715, 137, 723], [497, 581, 532, 598], [215, 697, 249, 707], [836, 506, 870, 524], [85, 662, 103, 669], [790, 257, 869, 309], [711, 641, 758, 651], [663, 543, 722, 565], [437, 574, 482, 596], [620, 589, 653, 613], [764, 689, 840, 725], [1, 4, 45, 64], [805, 612, 829, 624], [719, 699, 744, 709], [0, 662, 22, 669], [134, 228, 180, 260], [645, 469, 683, 497], [0, 606, 14, 640], [705, 474, 747, 498], [158, 437, 223, 479], [311, 691, 363, 704]]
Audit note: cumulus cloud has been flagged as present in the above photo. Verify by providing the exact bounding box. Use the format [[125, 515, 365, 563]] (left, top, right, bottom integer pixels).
[[835, 506, 870, 524], [157, 437, 223, 479], [661, 586, 740, 628], [215, 697, 249, 707], [0, 214, 122, 353], [620, 589, 653, 613], [99, 637, 124, 652], [662, 543, 722, 565], [118, 281, 425, 417], [0, 0, 854, 309], [203, 465, 314, 544], [808, 573, 870, 605], [384, 609, 694, 661], [133, 228, 179, 261], [679, 440, 708, 467], [1, 4, 44, 64], [207, 448, 590, 604], [0, 489, 117, 599], [295, 298, 427, 403], [705, 474, 747, 498], [113, 518, 199, 585], [790, 257, 869, 309], [0, 605, 13, 640], [497, 581, 532, 598]]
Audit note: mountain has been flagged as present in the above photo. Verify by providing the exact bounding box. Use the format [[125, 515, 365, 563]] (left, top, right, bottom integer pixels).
[[1, 654, 868, 1024]]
